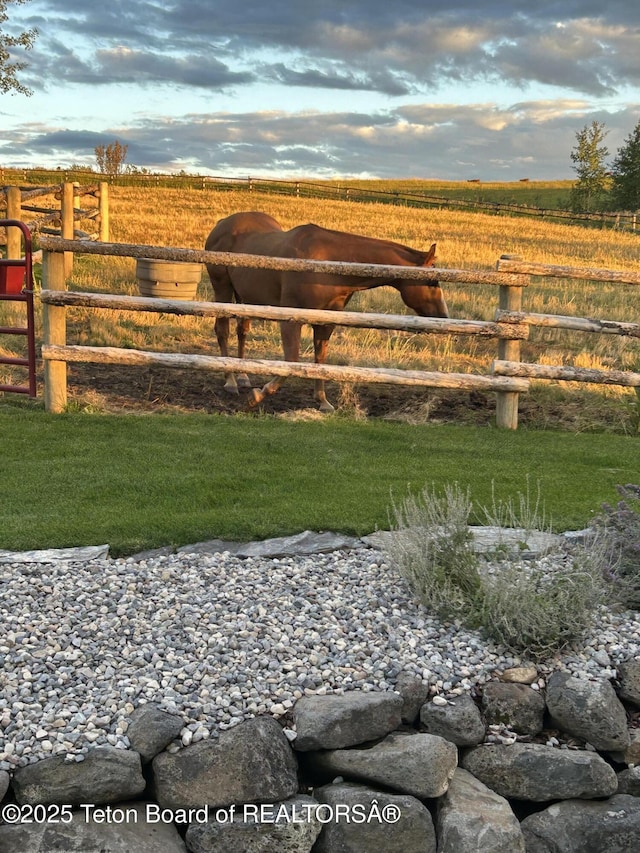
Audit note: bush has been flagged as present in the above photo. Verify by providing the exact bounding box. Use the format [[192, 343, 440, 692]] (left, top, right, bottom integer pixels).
[[590, 484, 640, 608], [477, 550, 605, 658], [386, 482, 607, 661], [388, 483, 482, 621]]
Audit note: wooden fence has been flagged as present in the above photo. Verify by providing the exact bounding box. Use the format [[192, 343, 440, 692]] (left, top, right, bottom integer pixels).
[[36, 237, 640, 428], [3, 169, 639, 231], [489, 255, 640, 400], [1, 182, 109, 262]]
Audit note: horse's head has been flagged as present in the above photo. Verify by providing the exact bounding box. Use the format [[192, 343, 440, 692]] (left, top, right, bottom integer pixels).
[[398, 243, 448, 318]]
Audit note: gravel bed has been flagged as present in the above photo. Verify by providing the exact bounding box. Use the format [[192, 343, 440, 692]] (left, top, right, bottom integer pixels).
[[1, 545, 639, 770]]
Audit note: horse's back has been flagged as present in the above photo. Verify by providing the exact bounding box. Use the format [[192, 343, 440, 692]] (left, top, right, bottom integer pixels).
[[205, 211, 283, 252], [283, 223, 431, 266]]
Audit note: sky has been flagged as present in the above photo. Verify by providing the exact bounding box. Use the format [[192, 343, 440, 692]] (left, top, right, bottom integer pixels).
[[1, 0, 639, 180]]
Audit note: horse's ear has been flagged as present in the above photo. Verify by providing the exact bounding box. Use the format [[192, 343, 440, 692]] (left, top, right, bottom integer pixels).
[[424, 243, 437, 266]]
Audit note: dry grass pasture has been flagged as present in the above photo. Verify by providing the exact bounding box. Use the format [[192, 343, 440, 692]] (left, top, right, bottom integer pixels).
[[2, 183, 640, 430]]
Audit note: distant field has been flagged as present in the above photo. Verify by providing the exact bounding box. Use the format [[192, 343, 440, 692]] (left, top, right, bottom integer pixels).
[[1, 180, 639, 431], [2, 169, 575, 210], [334, 178, 574, 209]]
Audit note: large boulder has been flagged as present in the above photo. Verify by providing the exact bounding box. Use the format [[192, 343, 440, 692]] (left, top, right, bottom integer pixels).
[[0, 802, 186, 853], [420, 695, 486, 746], [126, 703, 184, 763], [521, 794, 640, 852], [153, 716, 298, 809], [437, 768, 525, 853], [312, 782, 436, 853], [618, 658, 640, 709], [303, 732, 457, 798], [293, 692, 403, 751], [480, 682, 545, 735], [12, 747, 146, 806], [394, 673, 430, 724], [185, 795, 322, 853], [460, 743, 618, 801], [545, 672, 630, 751]]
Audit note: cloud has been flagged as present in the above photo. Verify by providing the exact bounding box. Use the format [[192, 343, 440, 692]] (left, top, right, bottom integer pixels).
[[6, 1, 640, 179], [5, 99, 636, 181], [17, 1, 640, 98]]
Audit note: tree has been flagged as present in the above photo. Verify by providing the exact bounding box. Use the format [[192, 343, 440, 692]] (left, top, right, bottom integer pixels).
[[609, 119, 640, 211], [0, 0, 37, 95], [569, 121, 609, 212], [95, 140, 129, 176]]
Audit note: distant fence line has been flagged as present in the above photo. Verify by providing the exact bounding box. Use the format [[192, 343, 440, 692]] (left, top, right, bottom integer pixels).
[[1, 169, 637, 231], [36, 236, 640, 428]]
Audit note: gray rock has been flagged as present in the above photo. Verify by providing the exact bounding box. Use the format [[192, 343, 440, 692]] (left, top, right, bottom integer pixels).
[[499, 666, 538, 684], [0, 769, 10, 801], [460, 743, 618, 801], [394, 672, 429, 724], [521, 794, 640, 852], [127, 702, 184, 763], [0, 801, 186, 853], [178, 531, 360, 558], [185, 795, 322, 853], [293, 692, 403, 751], [420, 694, 486, 746], [481, 682, 545, 735], [437, 768, 525, 853], [304, 731, 457, 799], [0, 544, 110, 563], [12, 746, 146, 806], [618, 659, 640, 708], [610, 730, 640, 766], [312, 782, 436, 853], [468, 526, 562, 556], [617, 766, 640, 796], [362, 527, 562, 556], [153, 716, 298, 809], [546, 672, 630, 751]]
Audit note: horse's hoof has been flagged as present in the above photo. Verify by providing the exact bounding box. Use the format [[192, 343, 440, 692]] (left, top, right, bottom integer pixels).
[[223, 382, 240, 395], [237, 374, 252, 389], [318, 400, 335, 414], [247, 388, 264, 408]]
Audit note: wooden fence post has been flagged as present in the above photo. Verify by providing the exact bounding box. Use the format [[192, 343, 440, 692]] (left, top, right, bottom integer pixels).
[[61, 182, 77, 275], [42, 249, 68, 412], [6, 186, 22, 258], [495, 254, 523, 429], [99, 182, 109, 241]]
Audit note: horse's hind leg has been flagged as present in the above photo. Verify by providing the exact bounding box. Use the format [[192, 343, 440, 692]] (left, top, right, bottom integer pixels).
[[214, 316, 240, 394], [235, 318, 252, 389], [313, 323, 336, 412], [208, 266, 242, 394]]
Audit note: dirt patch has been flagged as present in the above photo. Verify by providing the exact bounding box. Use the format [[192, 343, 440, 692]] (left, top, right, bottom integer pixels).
[[45, 362, 634, 433], [65, 361, 501, 424]]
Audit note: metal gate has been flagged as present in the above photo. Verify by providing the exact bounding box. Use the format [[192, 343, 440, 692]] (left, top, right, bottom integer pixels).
[[0, 220, 37, 397]]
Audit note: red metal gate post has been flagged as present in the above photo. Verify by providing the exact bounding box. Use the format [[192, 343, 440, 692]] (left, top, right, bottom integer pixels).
[[0, 220, 37, 396]]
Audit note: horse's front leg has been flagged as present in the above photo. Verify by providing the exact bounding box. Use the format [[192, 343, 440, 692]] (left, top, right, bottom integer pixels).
[[312, 323, 336, 412], [247, 320, 301, 408], [214, 316, 239, 394]]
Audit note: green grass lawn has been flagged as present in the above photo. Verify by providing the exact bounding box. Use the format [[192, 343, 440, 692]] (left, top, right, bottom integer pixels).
[[1, 409, 638, 556]]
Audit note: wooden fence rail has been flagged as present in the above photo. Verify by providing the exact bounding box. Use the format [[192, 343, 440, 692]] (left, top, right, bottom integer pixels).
[[39, 237, 529, 285], [493, 360, 640, 388], [38, 238, 530, 426], [36, 237, 640, 428]]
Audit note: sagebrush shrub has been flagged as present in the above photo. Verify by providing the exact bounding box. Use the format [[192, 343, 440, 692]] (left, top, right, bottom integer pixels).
[[590, 483, 640, 608], [386, 482, 607, 660]]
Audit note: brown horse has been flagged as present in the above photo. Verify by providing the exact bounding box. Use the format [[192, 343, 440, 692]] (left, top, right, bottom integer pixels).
[[204, 211, 447, 411]]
